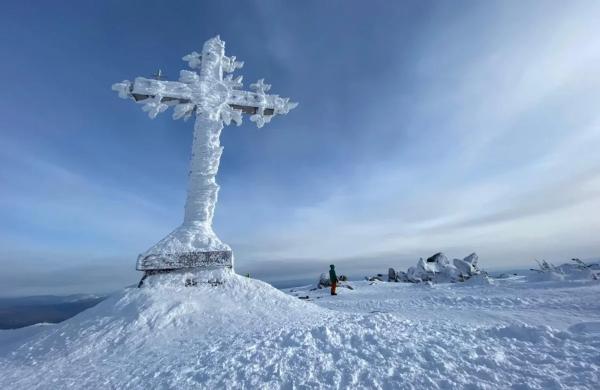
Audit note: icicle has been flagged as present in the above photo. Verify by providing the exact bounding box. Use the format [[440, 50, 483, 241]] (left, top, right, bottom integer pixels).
[[111, 81, 132, 99], [142, 95, 168, 119], [182, 51, 202, 69], [250, 78, 271, 93], [179, 70, 200, 84], [224, 74, 243, 89], [173, 103, 195, 120], [223, 55, 244, 73]]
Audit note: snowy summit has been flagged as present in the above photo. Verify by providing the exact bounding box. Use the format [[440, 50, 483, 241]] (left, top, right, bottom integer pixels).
[[1, 267, 599, 389]]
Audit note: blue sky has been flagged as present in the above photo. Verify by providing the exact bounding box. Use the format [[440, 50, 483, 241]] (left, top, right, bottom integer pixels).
[[1, 1, 599, 295]]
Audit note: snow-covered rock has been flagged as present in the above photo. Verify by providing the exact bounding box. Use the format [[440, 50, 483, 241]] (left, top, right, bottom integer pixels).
[[406, 252, 483, 283], [406, 252, 455, 282], [365, 274, 384, 282], [453, 252, 479, 276], [388, 267, 396, 282], [528, 259, 600, 282], [387, 267, 408, 282], [318, 272, 331, 288]]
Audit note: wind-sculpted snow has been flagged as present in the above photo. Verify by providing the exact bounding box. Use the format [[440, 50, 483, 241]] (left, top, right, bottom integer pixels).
[[1, 274, 599, 389]]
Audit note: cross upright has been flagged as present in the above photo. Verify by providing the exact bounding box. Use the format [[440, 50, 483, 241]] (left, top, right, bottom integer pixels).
[[112, 36, 297, 276]]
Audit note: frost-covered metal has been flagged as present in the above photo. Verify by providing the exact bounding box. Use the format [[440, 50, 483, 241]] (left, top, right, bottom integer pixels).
[[112, 36, 297, 272]]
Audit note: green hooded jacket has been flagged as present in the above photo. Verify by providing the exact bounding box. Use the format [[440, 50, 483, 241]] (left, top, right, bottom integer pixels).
[[329, 265, 337, 283]]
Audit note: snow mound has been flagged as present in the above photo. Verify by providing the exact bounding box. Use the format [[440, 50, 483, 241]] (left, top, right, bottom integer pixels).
[[0, 271, 330, 388]]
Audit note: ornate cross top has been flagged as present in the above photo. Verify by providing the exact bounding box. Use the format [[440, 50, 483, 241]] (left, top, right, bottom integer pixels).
[[112, 36, 297, 275], [113, 36, 297, 127]]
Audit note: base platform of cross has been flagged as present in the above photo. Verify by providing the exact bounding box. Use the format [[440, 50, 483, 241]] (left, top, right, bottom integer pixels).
[[136, 250, 233, 287], [137, 250, 233, 271]]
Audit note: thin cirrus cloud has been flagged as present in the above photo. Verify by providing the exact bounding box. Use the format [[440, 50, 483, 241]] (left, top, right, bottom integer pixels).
[[229, 0, 600, 272]]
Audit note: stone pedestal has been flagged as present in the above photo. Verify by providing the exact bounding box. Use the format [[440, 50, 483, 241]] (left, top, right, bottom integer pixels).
[[137, 250, 233, 271]]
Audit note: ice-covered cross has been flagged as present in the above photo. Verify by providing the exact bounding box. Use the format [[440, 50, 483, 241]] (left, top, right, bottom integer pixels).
[[112, 36, 297, 275]]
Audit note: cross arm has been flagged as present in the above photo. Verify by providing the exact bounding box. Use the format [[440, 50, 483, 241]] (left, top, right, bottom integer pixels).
[[112, 75, 298, 124], [114, 77, 193, 104], [118, 77, 293, 111], [112, 77, 195, 119], [227, 90, 298, 127]]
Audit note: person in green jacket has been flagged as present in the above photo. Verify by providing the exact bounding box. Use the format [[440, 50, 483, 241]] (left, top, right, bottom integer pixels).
[[329, 264, 338, 296]]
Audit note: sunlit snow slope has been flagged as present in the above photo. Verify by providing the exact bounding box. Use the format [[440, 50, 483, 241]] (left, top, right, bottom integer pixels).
[[1, 272, 599, 389]]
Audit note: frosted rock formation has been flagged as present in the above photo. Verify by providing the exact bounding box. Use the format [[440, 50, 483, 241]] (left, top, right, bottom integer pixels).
[[406, 253, 454, 283], [388, 268, 397, 282], [406, 252, 483, 283], [388, 267, 408, 282], [112, 36, 297, 272], [318, 273, 331, 288], [528, 258, 600, 282], [453, 253, 479, 278]]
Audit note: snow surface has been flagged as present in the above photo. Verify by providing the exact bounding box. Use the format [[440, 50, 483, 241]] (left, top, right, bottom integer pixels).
[[1, 271, 599, 389]]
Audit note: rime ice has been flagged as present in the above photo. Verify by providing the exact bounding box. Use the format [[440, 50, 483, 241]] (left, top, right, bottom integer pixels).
[[112, 36, 297, 274]]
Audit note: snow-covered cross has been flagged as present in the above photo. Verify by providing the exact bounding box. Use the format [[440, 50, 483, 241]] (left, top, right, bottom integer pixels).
[[112, 36, 297, 275]]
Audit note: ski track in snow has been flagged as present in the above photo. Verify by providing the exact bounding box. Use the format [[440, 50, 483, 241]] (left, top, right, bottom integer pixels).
[[1, 274, 599, 389]]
